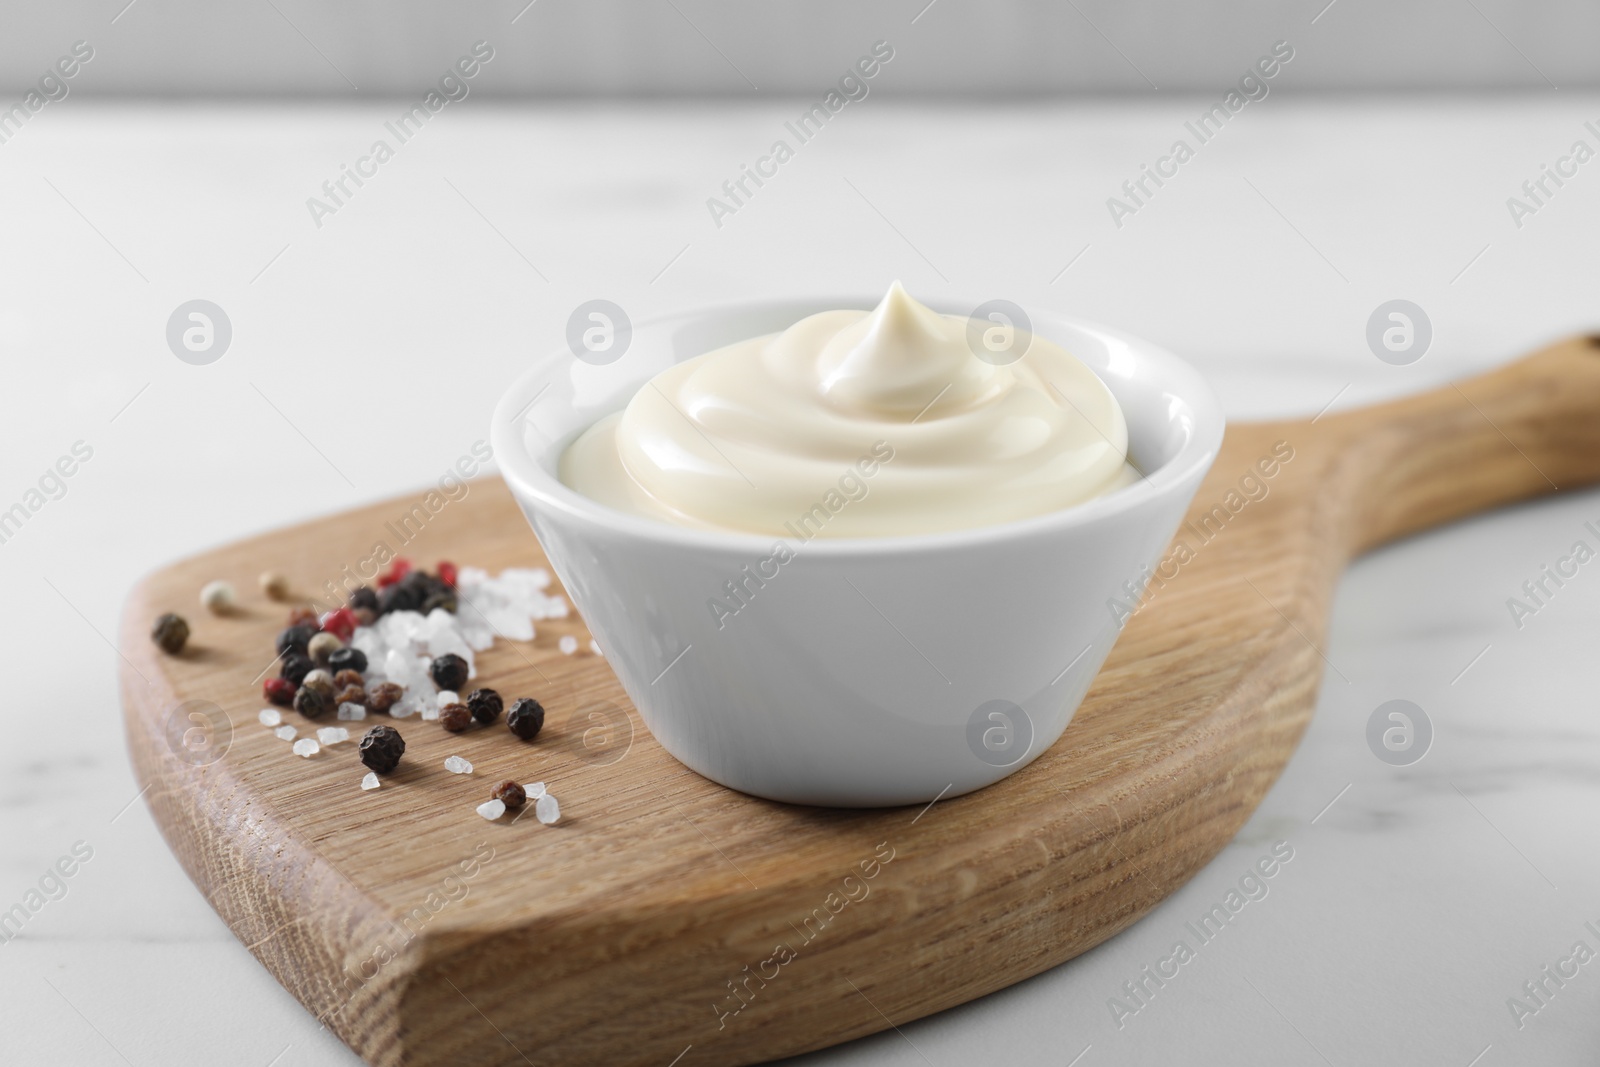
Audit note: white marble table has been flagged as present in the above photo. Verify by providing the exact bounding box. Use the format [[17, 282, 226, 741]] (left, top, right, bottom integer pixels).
[[1, 97, 1598, 1066]]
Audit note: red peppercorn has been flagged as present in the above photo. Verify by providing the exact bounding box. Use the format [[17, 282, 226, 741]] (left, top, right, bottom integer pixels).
[[264, 677, 295, 707], [320, 606, 357, 642], [377, 558, 413, 589], [437, 561, 458, 589]]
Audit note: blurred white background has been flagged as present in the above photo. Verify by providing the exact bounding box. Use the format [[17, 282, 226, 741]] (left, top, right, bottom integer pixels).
[[2, 0, 1597, 94]]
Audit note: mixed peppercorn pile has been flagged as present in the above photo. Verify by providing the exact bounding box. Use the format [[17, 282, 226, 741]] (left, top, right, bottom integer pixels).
[[151, 557, 566, 824]]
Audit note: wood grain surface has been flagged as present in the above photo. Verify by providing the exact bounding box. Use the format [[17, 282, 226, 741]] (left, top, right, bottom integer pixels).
[[120, 336, 1600, 1067]]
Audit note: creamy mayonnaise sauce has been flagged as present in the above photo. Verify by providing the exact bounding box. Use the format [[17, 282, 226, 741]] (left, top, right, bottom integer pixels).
[[560, 283, 1135, 538]]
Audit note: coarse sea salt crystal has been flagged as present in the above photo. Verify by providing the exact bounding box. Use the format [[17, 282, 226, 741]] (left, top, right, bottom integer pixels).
[[259, 708, 282, 727], [384, 648, 414, 686], [501, 567, 552, 590], [558, 635, 578, 655], [293, 738, 320, 757], [338, 702, 367, 721], [523, 782, 546, 799], [390, 701, 417, 720], [317, 726, 349, 746], [535, 793, 560, 825], [476, 799, 506, 821], [428, 630, 473, 665], [360, 772, 380, 791], [437, 691, 459, 707], [421, 705, 440, 721], [485, 608, 534, 642], [384, 610, 424, 645], [351, 627, 385, 659], [444, 755, 473, 774], [275, 724, 297, 741]]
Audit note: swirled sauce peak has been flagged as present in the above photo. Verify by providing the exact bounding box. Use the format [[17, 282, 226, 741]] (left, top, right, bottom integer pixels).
[[560, 284, 1135, 538], [808, 281, 995, 417]]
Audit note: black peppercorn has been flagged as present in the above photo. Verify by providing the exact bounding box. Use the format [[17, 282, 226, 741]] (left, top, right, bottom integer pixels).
[[378, 582, 424, 615], [279, 652, 314, 687], [440, 703, 472, 732], [151, 613, 190, 655], [492, 780, 527, 810], [388, 570, 456, 616], [404, 570, 446, 596], [420, 591, 458, 615], [328, 647, 368, 675], [359, 724, 405, 774], [507, 698, 545, 740], [430, 653, 469, 692], [295, 682, 334, 719], [276, 624, 317, 657], [349, 586, 379, 613], [466, 688, 503, 725]]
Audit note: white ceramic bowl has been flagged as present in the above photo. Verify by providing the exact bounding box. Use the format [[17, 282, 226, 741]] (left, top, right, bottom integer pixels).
[[491, 298, 1222, 807]]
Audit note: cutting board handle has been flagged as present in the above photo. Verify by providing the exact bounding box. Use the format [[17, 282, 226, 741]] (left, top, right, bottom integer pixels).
[[1311, 335, 1600, 554]]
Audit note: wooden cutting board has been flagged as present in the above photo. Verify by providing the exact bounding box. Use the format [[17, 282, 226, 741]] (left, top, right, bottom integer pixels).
[[120, 336, 1600, 1067]]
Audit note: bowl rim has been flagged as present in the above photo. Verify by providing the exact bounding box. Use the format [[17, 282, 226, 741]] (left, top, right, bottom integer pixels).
[[491, 296, 1224, 558]]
